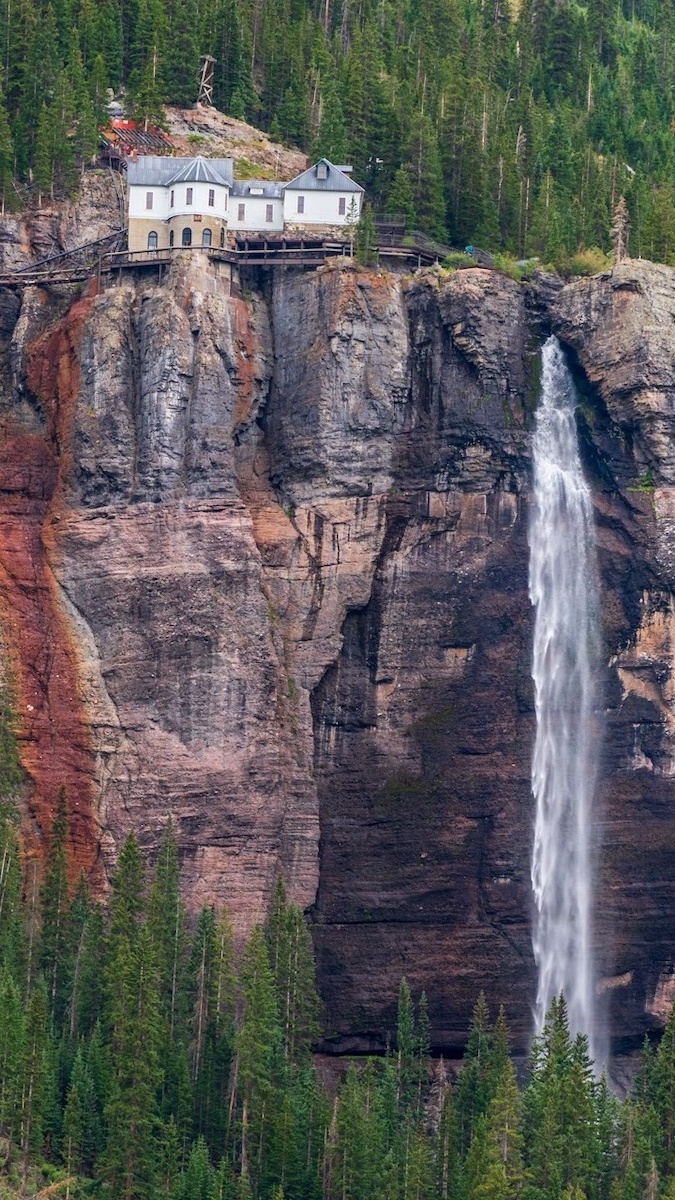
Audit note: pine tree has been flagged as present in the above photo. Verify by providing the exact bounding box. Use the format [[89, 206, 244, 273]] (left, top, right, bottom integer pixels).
[[397, 978, 417, 1115], [34, 104, 54, 203], [67, 35, 98, 168], [63, 1045, 103, 1175], [0, 968, 24, 1143], [18, 982, 49, 1164], [175, 1135, 218, 1200], [234, 924, 280, 1185], [314, 77, 348, 162], [611, 194, 630, 263], [355, 203, 377, 266], [265, 877, 320, 1067], [89, 53, 109, 125], [109, 830, 145, 950], [0, 81, 14, 213], [402, 113, 446, 239], [164, 0, 199, 106], [387, 166, 416, 228], [148, 818, 186, 1042], [41, 786, 70, 1027], [0, 803, 24, 981], [70, 896, 105, 1040], [101, 925, 164, 1200]]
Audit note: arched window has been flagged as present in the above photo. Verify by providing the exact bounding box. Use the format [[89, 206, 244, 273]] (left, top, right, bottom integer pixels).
[[147, 231, 158, 250], [182, 227, 192, 247], [220, 227, 225, 248], [169, 229, 174, 248], [202, 228, 212, 247]]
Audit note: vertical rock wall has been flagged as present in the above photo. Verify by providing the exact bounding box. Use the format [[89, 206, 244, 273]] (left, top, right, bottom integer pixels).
[[3, 248, 675, 1053]]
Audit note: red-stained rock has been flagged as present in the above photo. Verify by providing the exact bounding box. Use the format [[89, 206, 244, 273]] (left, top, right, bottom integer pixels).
[[0, 424, 101, 883], [5, 244, 675, 1063]]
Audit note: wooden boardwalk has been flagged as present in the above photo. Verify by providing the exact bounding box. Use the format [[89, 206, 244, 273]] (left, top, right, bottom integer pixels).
[[0, 231, 451, 289]]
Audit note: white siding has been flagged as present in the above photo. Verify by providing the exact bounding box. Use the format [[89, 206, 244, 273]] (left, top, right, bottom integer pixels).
[[128, 185, 170, 220], [229, 196, 283, 231], [282, 189, 362, 225], [129, 182, 229, 221], [169, 181, 228, 218]]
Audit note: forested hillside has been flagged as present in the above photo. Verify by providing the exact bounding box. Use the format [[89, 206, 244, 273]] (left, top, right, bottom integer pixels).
[[1, 0, 675, 261], [5, 749, 675, 1198]]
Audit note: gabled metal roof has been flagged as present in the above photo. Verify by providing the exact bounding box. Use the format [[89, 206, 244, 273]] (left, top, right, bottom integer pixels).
[[128, 155, 234, 187], [284, 158, 364, 193], [127, 156, 183, 186]]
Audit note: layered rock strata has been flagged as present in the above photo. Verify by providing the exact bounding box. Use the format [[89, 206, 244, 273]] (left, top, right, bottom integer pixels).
[[2, 237, 675, 1054]]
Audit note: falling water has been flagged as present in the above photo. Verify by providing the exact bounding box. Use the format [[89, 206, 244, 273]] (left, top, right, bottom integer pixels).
[[529, 335, 601, 1062]]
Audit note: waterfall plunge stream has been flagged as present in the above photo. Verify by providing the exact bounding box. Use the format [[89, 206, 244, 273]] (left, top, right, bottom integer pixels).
[[529, 336, 601, 1062]]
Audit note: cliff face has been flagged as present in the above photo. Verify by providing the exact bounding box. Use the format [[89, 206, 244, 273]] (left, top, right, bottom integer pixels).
[[3, 235, 675, 1053]]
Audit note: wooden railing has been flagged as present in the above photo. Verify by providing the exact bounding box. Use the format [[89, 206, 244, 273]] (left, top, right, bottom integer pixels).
[[0, 230, 454, 288]]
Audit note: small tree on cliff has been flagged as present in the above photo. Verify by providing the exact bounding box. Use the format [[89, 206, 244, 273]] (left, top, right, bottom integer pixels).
[[354, 204, 377, 267], [611, 195, 630, 264]]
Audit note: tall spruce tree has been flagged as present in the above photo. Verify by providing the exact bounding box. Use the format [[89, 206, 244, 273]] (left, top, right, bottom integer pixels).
[[101, 925, 164, 1200], [40, 786, 70, 1027]]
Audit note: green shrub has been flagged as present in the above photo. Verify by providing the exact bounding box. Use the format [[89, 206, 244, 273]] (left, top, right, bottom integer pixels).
[[442, 251, 476, 269], [234, 157, 276, 180], [558, 246, 611, 277]]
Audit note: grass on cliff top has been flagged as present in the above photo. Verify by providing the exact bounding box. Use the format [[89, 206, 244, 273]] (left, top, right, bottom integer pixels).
[[233, 156, 277, 180], [442, 245, 612, 280]]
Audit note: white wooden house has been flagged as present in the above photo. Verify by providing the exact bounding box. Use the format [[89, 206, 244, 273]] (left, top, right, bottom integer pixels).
[[127, 155, 364, 252]]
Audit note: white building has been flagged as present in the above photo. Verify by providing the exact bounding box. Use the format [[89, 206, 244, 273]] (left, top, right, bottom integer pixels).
[[127, 155, 364, 253], [283, 159, 363, 226]]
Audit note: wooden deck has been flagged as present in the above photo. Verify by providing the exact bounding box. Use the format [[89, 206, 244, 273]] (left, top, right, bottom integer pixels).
[[0, 231, 451, 289]]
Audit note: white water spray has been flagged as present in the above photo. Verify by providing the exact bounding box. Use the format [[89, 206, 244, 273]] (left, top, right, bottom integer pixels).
[[529, 336, 601, 1061]]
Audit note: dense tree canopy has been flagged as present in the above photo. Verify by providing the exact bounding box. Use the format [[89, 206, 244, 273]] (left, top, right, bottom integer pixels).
[[4, 690, 675, 1197], [2, 0, 675, 260]]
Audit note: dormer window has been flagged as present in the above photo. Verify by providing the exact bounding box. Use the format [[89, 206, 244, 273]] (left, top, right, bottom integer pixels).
[[186, 187, 193, 205], [317, 162, 328, 180]]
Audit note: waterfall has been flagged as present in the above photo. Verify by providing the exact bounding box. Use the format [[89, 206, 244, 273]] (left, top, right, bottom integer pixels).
[[529, 335, 601, 1062]]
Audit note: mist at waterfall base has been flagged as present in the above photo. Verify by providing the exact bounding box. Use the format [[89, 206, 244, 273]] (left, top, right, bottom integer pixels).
[[528, 335, 603, 1067]]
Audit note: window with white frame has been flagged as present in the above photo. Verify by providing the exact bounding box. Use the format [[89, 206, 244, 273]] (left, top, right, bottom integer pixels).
[[266, 204, 273, 222], [238, 203, 245, 221], [317, 162, 328, 180], [146, 191, 153, 210], [170, 189, 174, 207], [297, 195, 305, 213], [186, 187, 193, 205], [338, 197, 346, 215], [208, 188, 215, 206]]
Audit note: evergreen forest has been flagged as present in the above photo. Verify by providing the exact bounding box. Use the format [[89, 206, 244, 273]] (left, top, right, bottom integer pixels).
[[4, 708, 675, 1200], [2, 0, 675, 261]]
